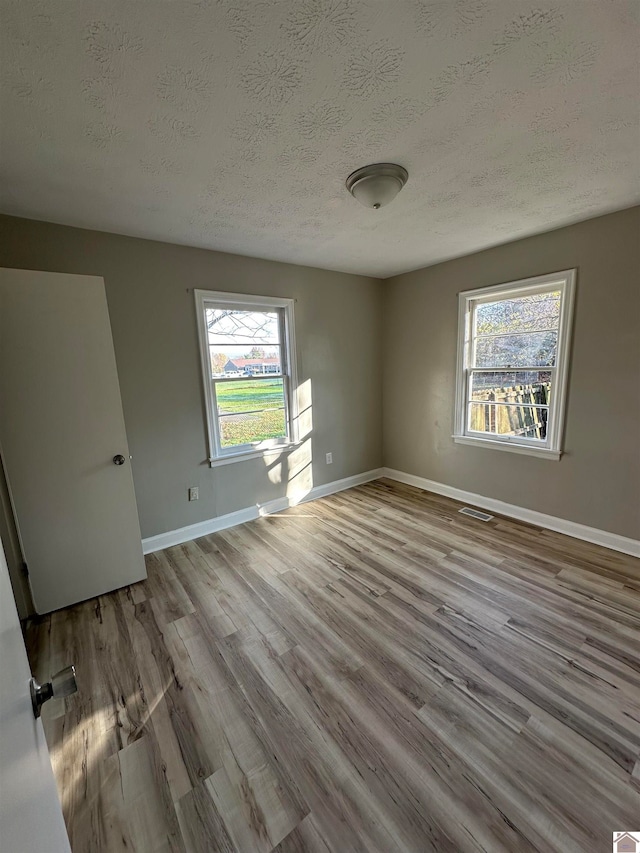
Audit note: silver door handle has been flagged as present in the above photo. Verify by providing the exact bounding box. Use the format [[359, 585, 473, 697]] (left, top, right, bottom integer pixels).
[[30, 665, 77, 718]]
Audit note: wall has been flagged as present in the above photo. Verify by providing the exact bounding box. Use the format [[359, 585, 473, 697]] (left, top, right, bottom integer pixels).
[[1, 207, 636, 550], [383, 206, 640, 540], [0, 215, 383, 540]]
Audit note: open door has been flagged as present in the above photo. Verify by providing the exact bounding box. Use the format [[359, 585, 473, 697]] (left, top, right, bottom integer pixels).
[[0, 538, 71, 851], [0, 268, 146, 613]]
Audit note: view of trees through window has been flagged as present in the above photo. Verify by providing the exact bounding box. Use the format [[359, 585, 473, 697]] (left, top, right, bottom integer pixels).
[[469, 291, 561, 440], [206, 308, 288, 448]]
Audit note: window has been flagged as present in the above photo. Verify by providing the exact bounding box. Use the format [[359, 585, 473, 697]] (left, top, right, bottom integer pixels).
[[454, 270, 576, 460], [195, 290, 298, 466]]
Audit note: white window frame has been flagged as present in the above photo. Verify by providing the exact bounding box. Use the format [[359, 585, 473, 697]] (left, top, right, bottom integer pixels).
[[195, 289, 299, 467], [453, 269, 576, 460]]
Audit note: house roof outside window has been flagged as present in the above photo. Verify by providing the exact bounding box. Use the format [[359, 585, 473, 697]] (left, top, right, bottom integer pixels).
[[226, 358, 279, 369]]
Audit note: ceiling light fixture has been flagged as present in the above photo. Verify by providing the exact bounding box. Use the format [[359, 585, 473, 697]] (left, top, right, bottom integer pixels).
[[346, 162, 408, 210]]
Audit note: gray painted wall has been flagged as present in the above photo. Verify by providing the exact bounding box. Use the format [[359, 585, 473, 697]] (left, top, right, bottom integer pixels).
[[383, 206, 640, 539], [1, 207, 637, 551], [0, 216, 383, 539]]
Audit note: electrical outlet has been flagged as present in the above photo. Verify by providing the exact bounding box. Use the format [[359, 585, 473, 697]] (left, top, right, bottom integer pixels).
[[326, 452, 333, 464], [188, 487, 199, 501]]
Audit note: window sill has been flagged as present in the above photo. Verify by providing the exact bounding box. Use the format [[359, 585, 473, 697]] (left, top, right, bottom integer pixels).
[[208, 441, 303, 468], [452, 434, 562, 460]]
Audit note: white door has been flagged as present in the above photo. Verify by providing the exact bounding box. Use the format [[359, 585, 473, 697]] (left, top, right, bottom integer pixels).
[[0, 538, 71, 852], [0, 268, 146, 613]]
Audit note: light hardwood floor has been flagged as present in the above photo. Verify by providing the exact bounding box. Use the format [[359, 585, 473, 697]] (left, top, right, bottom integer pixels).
[[27, 479, 640, 852]]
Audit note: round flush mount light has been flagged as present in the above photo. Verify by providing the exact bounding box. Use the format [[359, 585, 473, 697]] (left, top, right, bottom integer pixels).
[[346, 162, 408, 210]]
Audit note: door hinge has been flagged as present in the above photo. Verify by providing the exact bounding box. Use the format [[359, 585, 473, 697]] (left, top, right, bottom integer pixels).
[[21, 561, 29, 577]]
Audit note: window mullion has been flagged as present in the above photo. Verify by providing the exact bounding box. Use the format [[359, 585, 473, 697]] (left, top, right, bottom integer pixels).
[[277, 307, 293, 442], [469, 301, 478, 370], [210, 378, 224, 457], [469, 366, 557, 372], [461, 301, 475, 435], [213, 374, 285, 383]]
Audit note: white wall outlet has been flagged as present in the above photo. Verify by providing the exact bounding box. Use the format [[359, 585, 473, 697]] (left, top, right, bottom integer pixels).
[[326, 452, 333, 464], [188, 487, 199, 501]]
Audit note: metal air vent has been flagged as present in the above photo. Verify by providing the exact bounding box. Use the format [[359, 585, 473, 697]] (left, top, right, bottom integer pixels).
[[459, 507, 494, 522]]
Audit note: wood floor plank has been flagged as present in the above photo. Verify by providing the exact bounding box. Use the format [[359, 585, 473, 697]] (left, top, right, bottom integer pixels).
[[271, 815, 334, 853], [216, 631, 407, 853], [141, 550, 196, 625], [26, 479, 640, 852], [116, 735, 186, 852], [175, 779, 236, 853]]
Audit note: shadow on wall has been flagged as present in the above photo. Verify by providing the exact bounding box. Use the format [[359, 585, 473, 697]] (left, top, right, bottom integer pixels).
[[259, 378, 314, 513]]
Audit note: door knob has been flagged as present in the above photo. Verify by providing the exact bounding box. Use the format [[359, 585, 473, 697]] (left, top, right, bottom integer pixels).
[[30, 665, 77, 718], [113, 454, 126, 465]]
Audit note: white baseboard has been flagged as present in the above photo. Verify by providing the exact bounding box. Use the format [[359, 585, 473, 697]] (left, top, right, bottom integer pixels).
[[142, 468, 384, 555], [142, 464, 639, 559], [382, 468, 640, 558]]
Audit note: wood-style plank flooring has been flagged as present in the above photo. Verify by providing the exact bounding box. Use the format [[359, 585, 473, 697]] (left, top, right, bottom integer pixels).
[[26, 479, 640, 852]]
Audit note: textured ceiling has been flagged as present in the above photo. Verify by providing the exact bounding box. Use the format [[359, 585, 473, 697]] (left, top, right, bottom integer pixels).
[[1, 1, 639, 277]]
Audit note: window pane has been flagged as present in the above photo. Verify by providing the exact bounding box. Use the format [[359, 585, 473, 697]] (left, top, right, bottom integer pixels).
[[219, 409, 287, 447], [209, 344, 281, 376], [475, 330, 557, 368], [475, 291, 561, 335], [469, 371, 552, 405], [216, 378, 287, 448], [215, 378, 285, 415], [206, 308, 280, 347], [468, 403, 548, 440]]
